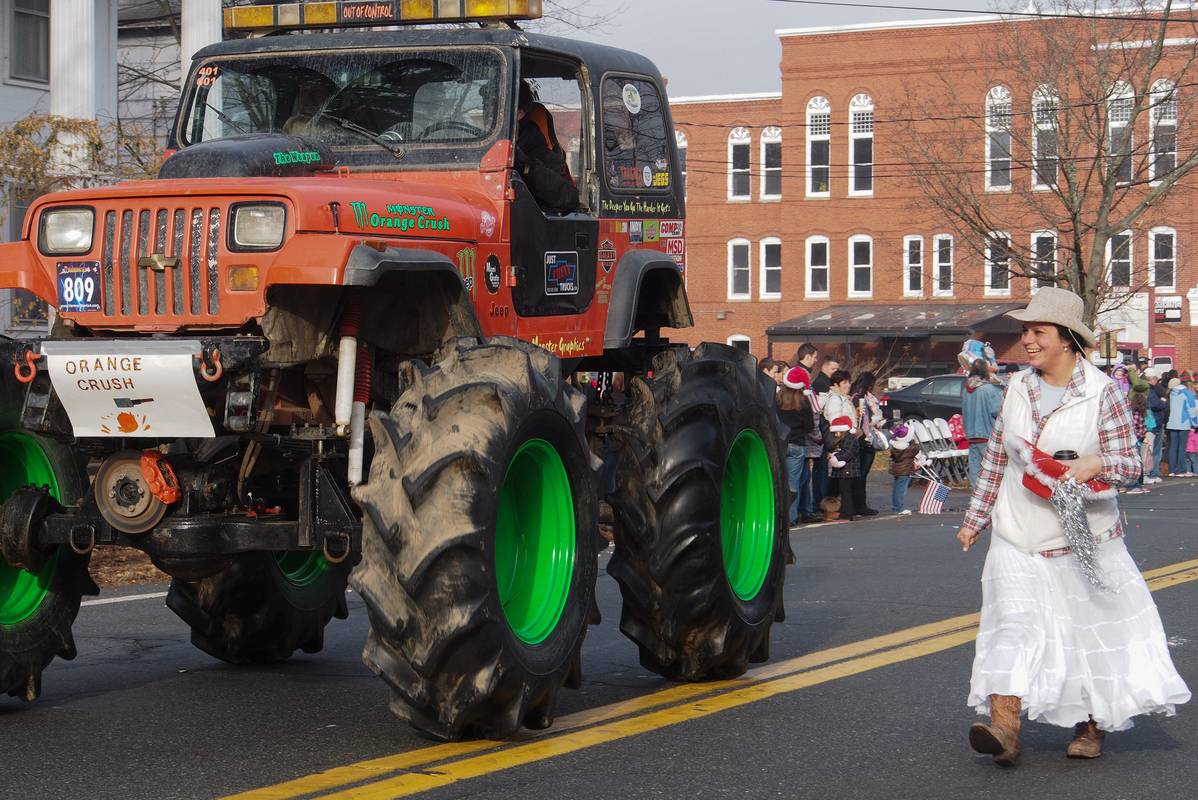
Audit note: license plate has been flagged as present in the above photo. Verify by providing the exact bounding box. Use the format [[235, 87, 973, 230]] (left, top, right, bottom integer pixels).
[[56, 261, 102, 313]]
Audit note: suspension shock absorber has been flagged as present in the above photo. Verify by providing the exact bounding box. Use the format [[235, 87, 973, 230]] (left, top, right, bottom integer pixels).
[[334, 292, 362, 436], [347, 342, 372, 487]]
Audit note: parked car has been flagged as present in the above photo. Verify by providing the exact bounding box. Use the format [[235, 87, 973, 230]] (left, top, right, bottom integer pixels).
[[880, 374, 966, 421]]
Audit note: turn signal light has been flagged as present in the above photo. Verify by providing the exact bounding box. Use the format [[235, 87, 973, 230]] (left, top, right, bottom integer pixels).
[[228, 266, 260, 292]]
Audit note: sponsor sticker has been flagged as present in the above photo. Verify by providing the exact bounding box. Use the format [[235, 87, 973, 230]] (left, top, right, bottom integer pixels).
[[484, 255, 502, 294], [56, 261, 102, 313], [659, 220, 684, 238], [599, 239, 617, 273], [629, 221, 643, 245], [456, 248, 477, 298], [666, 237, 686, 256], [642, 166, 653, 188], [622, 83, 642, 115], [644, 220, 660, 243], [480, 211, 496, 238], [544, 251, 580, 295]]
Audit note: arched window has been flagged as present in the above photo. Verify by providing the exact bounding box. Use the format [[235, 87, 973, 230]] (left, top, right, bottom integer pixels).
[[985, 232, 1012, 296], [986, 85, 1012, 190], [1107, 230, 1133, 289], [806, 96, 831, 197], [675, 129, 689, 198], [805, 235, 830, 298], [761, 126, 782, 200], [1031, 230, 1057, 291], [1150, 226, 1177, 288], [1151, 80, 1177, 183], [727, 334, 751, 353], [728, 127, 751, 200], [1032, 85, 1059, 189], [849, 94, 873, 195], [848, 234, 873, 297], [1109, 82, 1134, 185], [728, 237, 751, 299], [933, 234, 954, 297], [760, 237, 782, 299], [903, 235, 923, 297]]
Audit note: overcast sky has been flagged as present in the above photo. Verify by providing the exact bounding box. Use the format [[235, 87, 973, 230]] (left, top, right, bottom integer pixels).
[[545, 0, 997, 97]]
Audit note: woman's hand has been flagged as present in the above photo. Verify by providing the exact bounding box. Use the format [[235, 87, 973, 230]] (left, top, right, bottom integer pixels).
[[957, 526, 980, 552], [1063, 454, 1104, 483]]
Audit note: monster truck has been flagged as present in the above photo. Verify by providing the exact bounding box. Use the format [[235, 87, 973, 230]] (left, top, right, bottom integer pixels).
[[0, 1, 788, 740]]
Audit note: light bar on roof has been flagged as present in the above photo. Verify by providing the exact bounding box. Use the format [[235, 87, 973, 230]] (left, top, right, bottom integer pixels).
[[223, 0, 543, 32]]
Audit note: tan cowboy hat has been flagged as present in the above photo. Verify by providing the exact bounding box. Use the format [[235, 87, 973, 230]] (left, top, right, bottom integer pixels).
[[1004, 287, 1097, 348]]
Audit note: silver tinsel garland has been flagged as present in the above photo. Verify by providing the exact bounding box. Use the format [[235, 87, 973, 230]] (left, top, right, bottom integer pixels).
[[1049, 478, 1111, 592]]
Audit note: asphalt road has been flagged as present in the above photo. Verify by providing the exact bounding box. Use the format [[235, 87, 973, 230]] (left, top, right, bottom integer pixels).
[[3, 477, 1196, 800]]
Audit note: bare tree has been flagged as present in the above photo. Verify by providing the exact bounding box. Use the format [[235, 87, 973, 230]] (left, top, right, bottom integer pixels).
[[896, 0, 1198, 327]]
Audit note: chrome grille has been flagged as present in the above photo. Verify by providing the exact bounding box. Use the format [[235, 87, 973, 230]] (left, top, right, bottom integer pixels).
[[99, 205, 222, 319]]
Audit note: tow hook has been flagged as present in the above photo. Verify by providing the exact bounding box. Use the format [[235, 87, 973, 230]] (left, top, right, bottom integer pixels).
[[0, 486, 56, 572], [13, 349, 39, 384], [140, 451, 182, 506]]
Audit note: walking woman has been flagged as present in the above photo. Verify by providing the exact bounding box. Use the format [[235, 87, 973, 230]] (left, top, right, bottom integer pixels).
[[956, 288, 1189, 766]]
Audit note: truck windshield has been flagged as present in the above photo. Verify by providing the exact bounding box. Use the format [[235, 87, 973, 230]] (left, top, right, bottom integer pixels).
[[180, 48, 505, 163]]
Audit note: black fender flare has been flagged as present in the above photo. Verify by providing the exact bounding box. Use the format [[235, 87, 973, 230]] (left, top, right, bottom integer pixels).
[[342, 244, 483, 340], [603, 251, 694, 350]]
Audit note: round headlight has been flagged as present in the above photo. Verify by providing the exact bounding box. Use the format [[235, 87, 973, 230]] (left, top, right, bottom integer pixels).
[[233, 204, 286, 249], [40, 208, 95, 255]]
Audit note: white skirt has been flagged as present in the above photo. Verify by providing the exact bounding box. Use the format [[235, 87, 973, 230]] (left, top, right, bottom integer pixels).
[[968, 534, 1191, 731]]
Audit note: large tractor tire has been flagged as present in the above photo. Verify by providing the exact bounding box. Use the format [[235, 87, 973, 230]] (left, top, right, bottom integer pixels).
[[166, 552, 351, 664], [1, 430, 97, 701], [608, 343, 788, 680], [351, 337, 599, 740]]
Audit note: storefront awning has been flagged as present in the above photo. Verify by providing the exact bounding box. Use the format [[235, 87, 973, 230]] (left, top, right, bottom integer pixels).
[[767, 302, 1025, 343]]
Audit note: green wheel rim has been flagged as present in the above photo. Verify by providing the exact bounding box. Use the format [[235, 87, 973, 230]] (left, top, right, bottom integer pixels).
[[0, 431, 62, 627], [274, 552, 329, 588], [494, 438, 576, 645], [720, 429, 776, 602]]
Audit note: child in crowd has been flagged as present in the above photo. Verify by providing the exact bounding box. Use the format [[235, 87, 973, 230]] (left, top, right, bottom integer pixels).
[[825, 415, 861, 520], [888, 423, 924, 514], [1188, 427, 1198, 476]]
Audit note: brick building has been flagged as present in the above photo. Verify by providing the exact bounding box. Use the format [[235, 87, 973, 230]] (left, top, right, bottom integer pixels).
[[669, 13, 1198, 373]]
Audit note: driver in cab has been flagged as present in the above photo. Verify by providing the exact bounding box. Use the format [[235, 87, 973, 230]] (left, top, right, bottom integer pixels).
[[513, 82, 579, 213]]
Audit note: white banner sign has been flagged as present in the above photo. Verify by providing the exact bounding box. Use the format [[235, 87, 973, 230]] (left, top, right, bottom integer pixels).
[[43, 340, 215, 438]]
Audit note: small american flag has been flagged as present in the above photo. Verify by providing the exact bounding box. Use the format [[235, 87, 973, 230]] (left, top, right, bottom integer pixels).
[[919, 480, 951, 514]]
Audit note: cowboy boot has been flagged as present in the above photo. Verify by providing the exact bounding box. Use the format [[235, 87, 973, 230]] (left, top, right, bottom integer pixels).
[[969, 694, 1022, 766], [1066, 719, 1104, 759]]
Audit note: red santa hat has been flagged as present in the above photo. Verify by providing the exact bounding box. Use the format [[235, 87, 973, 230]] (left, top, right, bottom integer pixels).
[[829, 415, 854, 433], [782, 366, 811, 390]]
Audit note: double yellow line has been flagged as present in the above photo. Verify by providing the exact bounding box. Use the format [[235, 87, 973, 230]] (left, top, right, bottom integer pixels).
[[227, 557, 1198, 800]]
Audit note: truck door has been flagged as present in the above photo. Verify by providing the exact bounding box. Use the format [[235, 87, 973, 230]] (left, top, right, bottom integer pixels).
[[510, 56, 598, 317]]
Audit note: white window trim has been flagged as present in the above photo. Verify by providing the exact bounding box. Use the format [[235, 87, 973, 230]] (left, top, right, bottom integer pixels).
[[759, 237, 782, 300], [760, 126, 782, 201], [728, 127, 751, 202], [1149, 80, 1177, 186], [903, 234, 924, 298], [675, 129, 689, 201], [848, 93, 874, 197], [805, 234, 830, 299], [932, 234, 954, 297], [1032, 86, 1059, 191], [985, 232, 1012, 297], [1106, 230, 1134, 291], [847, 234, 873, 298], [1030, 230, 1057, 293], [985, 85, 1013, 193], [806, 96, 831, 199], [727, 334, 751, 351], [1150, 226, 1177, 290], [728, 237, 752, 300], [1109, 82, 1134, 187]]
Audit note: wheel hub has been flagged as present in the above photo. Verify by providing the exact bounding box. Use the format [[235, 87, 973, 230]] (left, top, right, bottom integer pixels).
[[0, 432, 63, 626], [720, 429, 775, 602]]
